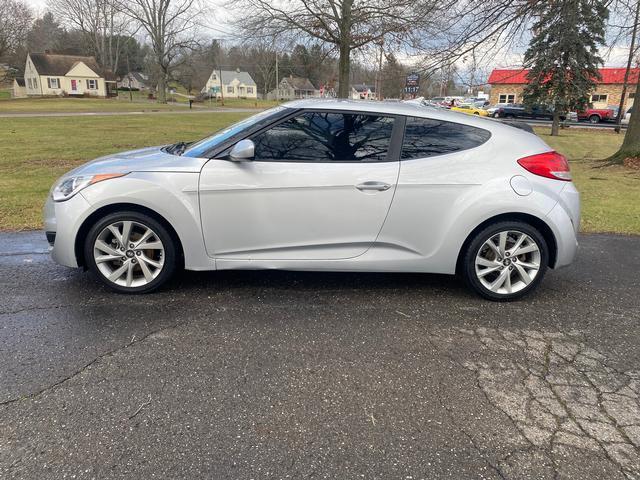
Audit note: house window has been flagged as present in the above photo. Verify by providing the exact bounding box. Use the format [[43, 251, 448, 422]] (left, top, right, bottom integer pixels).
[[590, 94, 608, 103], [247, 87, 254, 94], [32, 78, 37, 89], [87, 79, 98, 90], [27, 78, 32, 89], [47, 78, 60, 89], [499, 94, 516, 104], [227, 86, 234, 93]]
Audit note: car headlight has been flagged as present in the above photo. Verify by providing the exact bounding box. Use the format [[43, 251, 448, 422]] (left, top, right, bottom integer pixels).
[[52, 173, 128, 202]]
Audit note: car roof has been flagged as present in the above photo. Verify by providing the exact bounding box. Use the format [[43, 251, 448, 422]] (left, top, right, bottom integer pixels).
[[281, 98, 505, 132]]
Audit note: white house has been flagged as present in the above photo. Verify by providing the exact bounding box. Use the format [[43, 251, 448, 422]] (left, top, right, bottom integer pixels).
[[202, 69, 257, 99], [352, 84, 376, 100], [12, 78, 27, 98], [24, 52, 116, 97]]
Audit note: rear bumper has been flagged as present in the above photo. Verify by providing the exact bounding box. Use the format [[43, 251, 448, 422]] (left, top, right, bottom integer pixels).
[[546, 182, 580, 268], [43, 192, 92, 268]]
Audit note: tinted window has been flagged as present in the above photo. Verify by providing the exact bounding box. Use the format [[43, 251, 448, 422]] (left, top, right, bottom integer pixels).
[[401, 117, 491, 160], [252, 112, 395, 162], [183, 106, 288, 158]]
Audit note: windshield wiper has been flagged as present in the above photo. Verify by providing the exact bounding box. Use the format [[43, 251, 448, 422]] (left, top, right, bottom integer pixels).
[[165, 141, 191, 156]]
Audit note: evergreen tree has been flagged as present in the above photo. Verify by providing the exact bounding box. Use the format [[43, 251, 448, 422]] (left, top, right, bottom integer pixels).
[[523, 0, 608, 136]]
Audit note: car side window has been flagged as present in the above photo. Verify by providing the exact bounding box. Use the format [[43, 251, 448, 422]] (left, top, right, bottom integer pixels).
[[251, 111, 395, 162], [401, 116, 491, 160]]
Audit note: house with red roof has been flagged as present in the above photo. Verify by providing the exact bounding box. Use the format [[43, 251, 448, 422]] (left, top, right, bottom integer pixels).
[[487, 67, 638, 110]]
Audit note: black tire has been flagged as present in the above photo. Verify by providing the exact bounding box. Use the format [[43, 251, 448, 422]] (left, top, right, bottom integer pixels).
[[461, 221, 549, 301], [589, 114, 600, 124], [505, 114, 515, 119], [84, 211, 177, 293]]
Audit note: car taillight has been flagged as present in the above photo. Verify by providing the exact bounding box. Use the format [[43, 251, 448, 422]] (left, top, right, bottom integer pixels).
[[517, 151, 572, 181]]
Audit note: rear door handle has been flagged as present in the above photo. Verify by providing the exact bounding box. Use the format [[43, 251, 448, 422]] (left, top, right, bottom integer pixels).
[[356, 181, 392, 192]]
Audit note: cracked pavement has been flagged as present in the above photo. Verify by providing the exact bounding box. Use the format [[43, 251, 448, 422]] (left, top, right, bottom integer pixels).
[[1, 231, 639, 479]]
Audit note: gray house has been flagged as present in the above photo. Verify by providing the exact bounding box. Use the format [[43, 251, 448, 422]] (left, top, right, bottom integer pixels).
[[268, 75, 319, 100]]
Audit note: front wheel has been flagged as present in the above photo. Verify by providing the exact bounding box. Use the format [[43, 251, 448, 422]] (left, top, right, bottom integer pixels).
[[461, 222, 549, 301], [84, 211, 178, 293]]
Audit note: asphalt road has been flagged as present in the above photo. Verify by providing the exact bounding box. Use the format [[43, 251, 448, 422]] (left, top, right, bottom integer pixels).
[[1, 231, 639, 479], [0, 107, 263, 118]]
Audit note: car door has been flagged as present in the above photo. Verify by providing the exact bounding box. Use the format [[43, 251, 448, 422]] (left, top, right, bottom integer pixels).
[[199, 110, 402, 260]]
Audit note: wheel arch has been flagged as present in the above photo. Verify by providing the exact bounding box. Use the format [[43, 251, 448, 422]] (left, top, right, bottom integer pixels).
[[455, 212, 558, 274], [74, 203, 185, 269]]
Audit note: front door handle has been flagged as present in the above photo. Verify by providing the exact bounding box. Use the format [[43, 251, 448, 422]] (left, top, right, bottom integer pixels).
[[356, 181, 392, 192]]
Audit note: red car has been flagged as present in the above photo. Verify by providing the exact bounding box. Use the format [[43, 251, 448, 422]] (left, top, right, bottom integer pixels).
[[577, 107, 617, 124]]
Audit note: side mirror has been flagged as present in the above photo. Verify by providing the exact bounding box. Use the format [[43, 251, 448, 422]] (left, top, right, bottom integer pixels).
[[229, 139, 254, 161]]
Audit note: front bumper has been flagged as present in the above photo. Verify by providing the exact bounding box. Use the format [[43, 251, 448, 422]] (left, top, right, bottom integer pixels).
[[43, 192, 92, 268]]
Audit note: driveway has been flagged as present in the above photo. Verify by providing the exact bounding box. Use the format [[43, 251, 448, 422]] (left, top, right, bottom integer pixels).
[[1, 231, 639, 479]]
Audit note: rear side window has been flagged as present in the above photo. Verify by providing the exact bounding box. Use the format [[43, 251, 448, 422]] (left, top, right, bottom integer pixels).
[[401, 117, 491, 160], [252, 111, 395, 162]]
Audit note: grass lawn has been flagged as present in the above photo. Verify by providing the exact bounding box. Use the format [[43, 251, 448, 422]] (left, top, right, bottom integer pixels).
[[0, 114, 638, 233], [0, 112, 251, 230], [0, 96, 278, 113], [536, 127, 639, 235]]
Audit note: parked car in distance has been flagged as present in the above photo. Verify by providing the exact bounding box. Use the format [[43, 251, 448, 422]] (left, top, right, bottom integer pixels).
[[577, 107, 616, 124], [44, 99, 580, 301], [621, 107, 632, 125], [494, 104, 568, 121], [486, 103, 510, 117], [451, 104, 490, 116]]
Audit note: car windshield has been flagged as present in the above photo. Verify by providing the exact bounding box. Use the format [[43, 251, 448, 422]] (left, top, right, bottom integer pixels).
[[182, 106, 289, 158]]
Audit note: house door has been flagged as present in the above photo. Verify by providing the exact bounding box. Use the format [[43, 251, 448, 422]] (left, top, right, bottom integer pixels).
[[71, 80, 78, 92]]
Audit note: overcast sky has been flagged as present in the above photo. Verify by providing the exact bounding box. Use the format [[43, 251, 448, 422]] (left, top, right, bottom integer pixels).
[[21, 0, 632, 72]]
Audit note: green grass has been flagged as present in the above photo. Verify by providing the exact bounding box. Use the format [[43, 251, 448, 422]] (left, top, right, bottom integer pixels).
[[0, 116, 638, 233], [0, 95, 279, 113], [0, 112, 251, 229], [0, 89, 11, 100], [536, 127, 640, 234]]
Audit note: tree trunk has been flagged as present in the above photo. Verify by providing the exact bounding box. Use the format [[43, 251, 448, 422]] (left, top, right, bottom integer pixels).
[[551, 112, 561, 136], [615, 78, 640, 159], [337, 41, 351, 98], [337, 0, 352, 99], [157, 72, 167, 103]]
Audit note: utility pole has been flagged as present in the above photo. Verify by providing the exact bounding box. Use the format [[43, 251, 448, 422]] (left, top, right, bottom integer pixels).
[[377, 40, 384, 101], [275, 51, 279, 101], [615, 0, 639, 133], [218, 65, 224, 106]]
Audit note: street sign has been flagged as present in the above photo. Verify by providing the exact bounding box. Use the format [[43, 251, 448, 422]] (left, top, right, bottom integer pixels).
[[405, 72, 420, 94]]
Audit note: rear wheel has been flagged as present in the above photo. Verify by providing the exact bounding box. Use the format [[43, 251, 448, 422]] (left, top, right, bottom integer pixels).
[[589, 114, 601, 124], [462, 221, 549, 301], [84, 211, 177, 293]]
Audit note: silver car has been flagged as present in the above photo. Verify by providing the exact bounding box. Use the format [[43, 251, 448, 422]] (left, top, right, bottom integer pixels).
[[44, 99, 580, 300]]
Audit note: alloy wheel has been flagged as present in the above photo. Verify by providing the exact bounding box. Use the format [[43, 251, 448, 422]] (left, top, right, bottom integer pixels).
[[93, 220, 165, 288], [474, 230, 541, 295]]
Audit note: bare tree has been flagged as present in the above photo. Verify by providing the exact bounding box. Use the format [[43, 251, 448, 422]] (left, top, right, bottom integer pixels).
[[48, 0, 132, 73], [608, 0, 640, 161], [228, 0, 457, 98], [0, 0, 32, 61], [119, 0, 202, 103]]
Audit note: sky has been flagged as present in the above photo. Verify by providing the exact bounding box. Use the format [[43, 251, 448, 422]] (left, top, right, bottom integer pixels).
[[22, 0, 634, 73]]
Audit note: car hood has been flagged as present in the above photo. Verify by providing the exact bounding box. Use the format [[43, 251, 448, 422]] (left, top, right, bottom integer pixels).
[[67, 146, 208, 176]]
